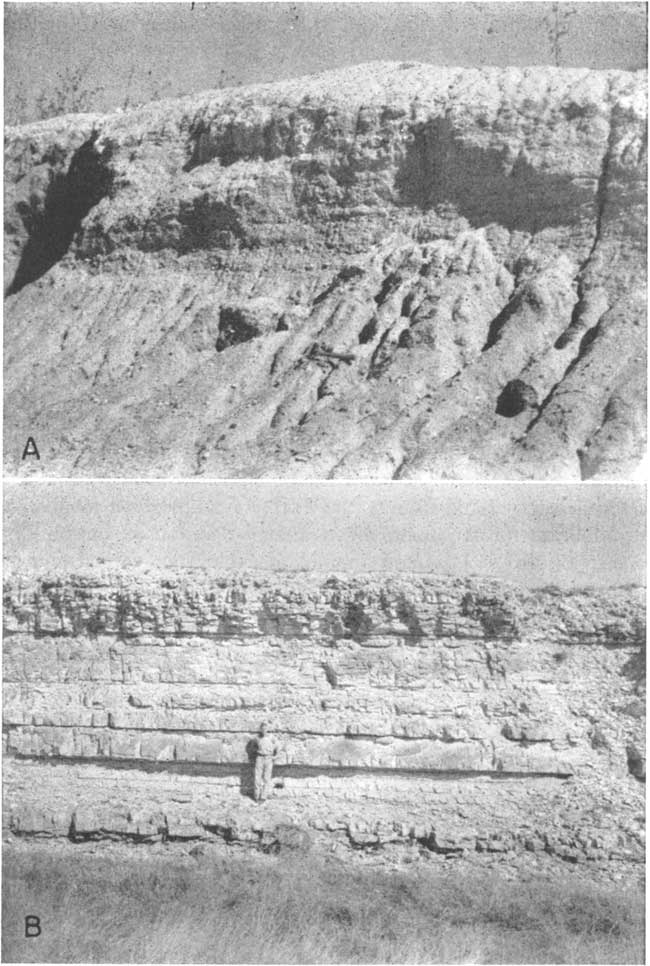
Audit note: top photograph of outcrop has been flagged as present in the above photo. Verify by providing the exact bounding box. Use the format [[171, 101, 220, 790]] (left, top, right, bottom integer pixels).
[[4, 2, 647, 479]]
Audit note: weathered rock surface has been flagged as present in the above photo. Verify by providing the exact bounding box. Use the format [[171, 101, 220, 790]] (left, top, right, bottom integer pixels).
[[3, 569, 645, 868], [4, 63, 646, 479]]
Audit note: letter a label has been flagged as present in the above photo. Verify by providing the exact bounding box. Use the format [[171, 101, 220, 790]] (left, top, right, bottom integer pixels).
[[25, 915, 41, 937], [21, 437, 40, 460]]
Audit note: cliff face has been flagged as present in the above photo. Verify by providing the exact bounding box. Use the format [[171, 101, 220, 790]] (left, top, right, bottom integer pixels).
[[3, 570, 645, 864], [4, 63, 647, 479]]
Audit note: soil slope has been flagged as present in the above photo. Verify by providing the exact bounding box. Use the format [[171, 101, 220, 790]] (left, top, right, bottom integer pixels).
[[4, 63, 647, 478]]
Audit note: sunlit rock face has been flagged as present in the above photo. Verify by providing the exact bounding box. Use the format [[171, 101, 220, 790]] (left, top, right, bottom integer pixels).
[[4, 63, 646, 479], [3, 569, 645, 865]]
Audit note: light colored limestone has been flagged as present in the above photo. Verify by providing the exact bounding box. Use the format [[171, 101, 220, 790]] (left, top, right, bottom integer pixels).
[[3, 569, 645, 865]]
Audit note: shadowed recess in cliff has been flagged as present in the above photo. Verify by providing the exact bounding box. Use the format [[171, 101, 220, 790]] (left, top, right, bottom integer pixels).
[[183, 106, 338, 172], [6, 754, 575, 781], [395, 116, 598, 233], [6, 132, 113, 296]]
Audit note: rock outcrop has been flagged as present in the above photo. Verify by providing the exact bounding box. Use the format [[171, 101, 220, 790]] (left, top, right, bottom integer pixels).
[[3, 569, 645, 867], [4, 63, 647, 479]]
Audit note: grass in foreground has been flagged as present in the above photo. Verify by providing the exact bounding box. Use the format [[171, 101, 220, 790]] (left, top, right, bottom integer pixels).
[[2, 842, 644, 964]]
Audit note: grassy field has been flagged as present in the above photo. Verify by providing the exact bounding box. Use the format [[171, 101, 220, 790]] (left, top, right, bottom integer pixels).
[[2, 842, 644, 964]]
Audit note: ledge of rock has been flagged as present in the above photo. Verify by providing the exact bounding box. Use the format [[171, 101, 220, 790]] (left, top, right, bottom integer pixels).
[[4, 63, 647, 478], [3, 569, 645, 866]]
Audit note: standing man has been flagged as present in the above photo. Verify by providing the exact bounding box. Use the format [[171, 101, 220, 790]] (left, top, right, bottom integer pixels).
[[252, 722, 278, 803]]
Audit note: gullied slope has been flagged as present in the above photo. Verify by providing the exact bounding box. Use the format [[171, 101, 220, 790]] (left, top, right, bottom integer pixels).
[[3, 569, 645, 866], [4, 63, 647, 479]]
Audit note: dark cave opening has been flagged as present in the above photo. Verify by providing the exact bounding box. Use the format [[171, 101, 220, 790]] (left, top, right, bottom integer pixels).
[[496, 379, 539, 418]]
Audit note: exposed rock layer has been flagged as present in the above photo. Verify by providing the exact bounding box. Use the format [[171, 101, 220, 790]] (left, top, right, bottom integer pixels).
[[4, 63, 647, 478], [3, 569, 645, 866]]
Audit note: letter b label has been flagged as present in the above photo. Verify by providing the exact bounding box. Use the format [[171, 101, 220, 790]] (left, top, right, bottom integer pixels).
[[25, 915, 41, 937]]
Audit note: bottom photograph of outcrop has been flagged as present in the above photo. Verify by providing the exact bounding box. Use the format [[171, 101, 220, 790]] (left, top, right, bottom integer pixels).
[[2, 482, 645, 964]]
